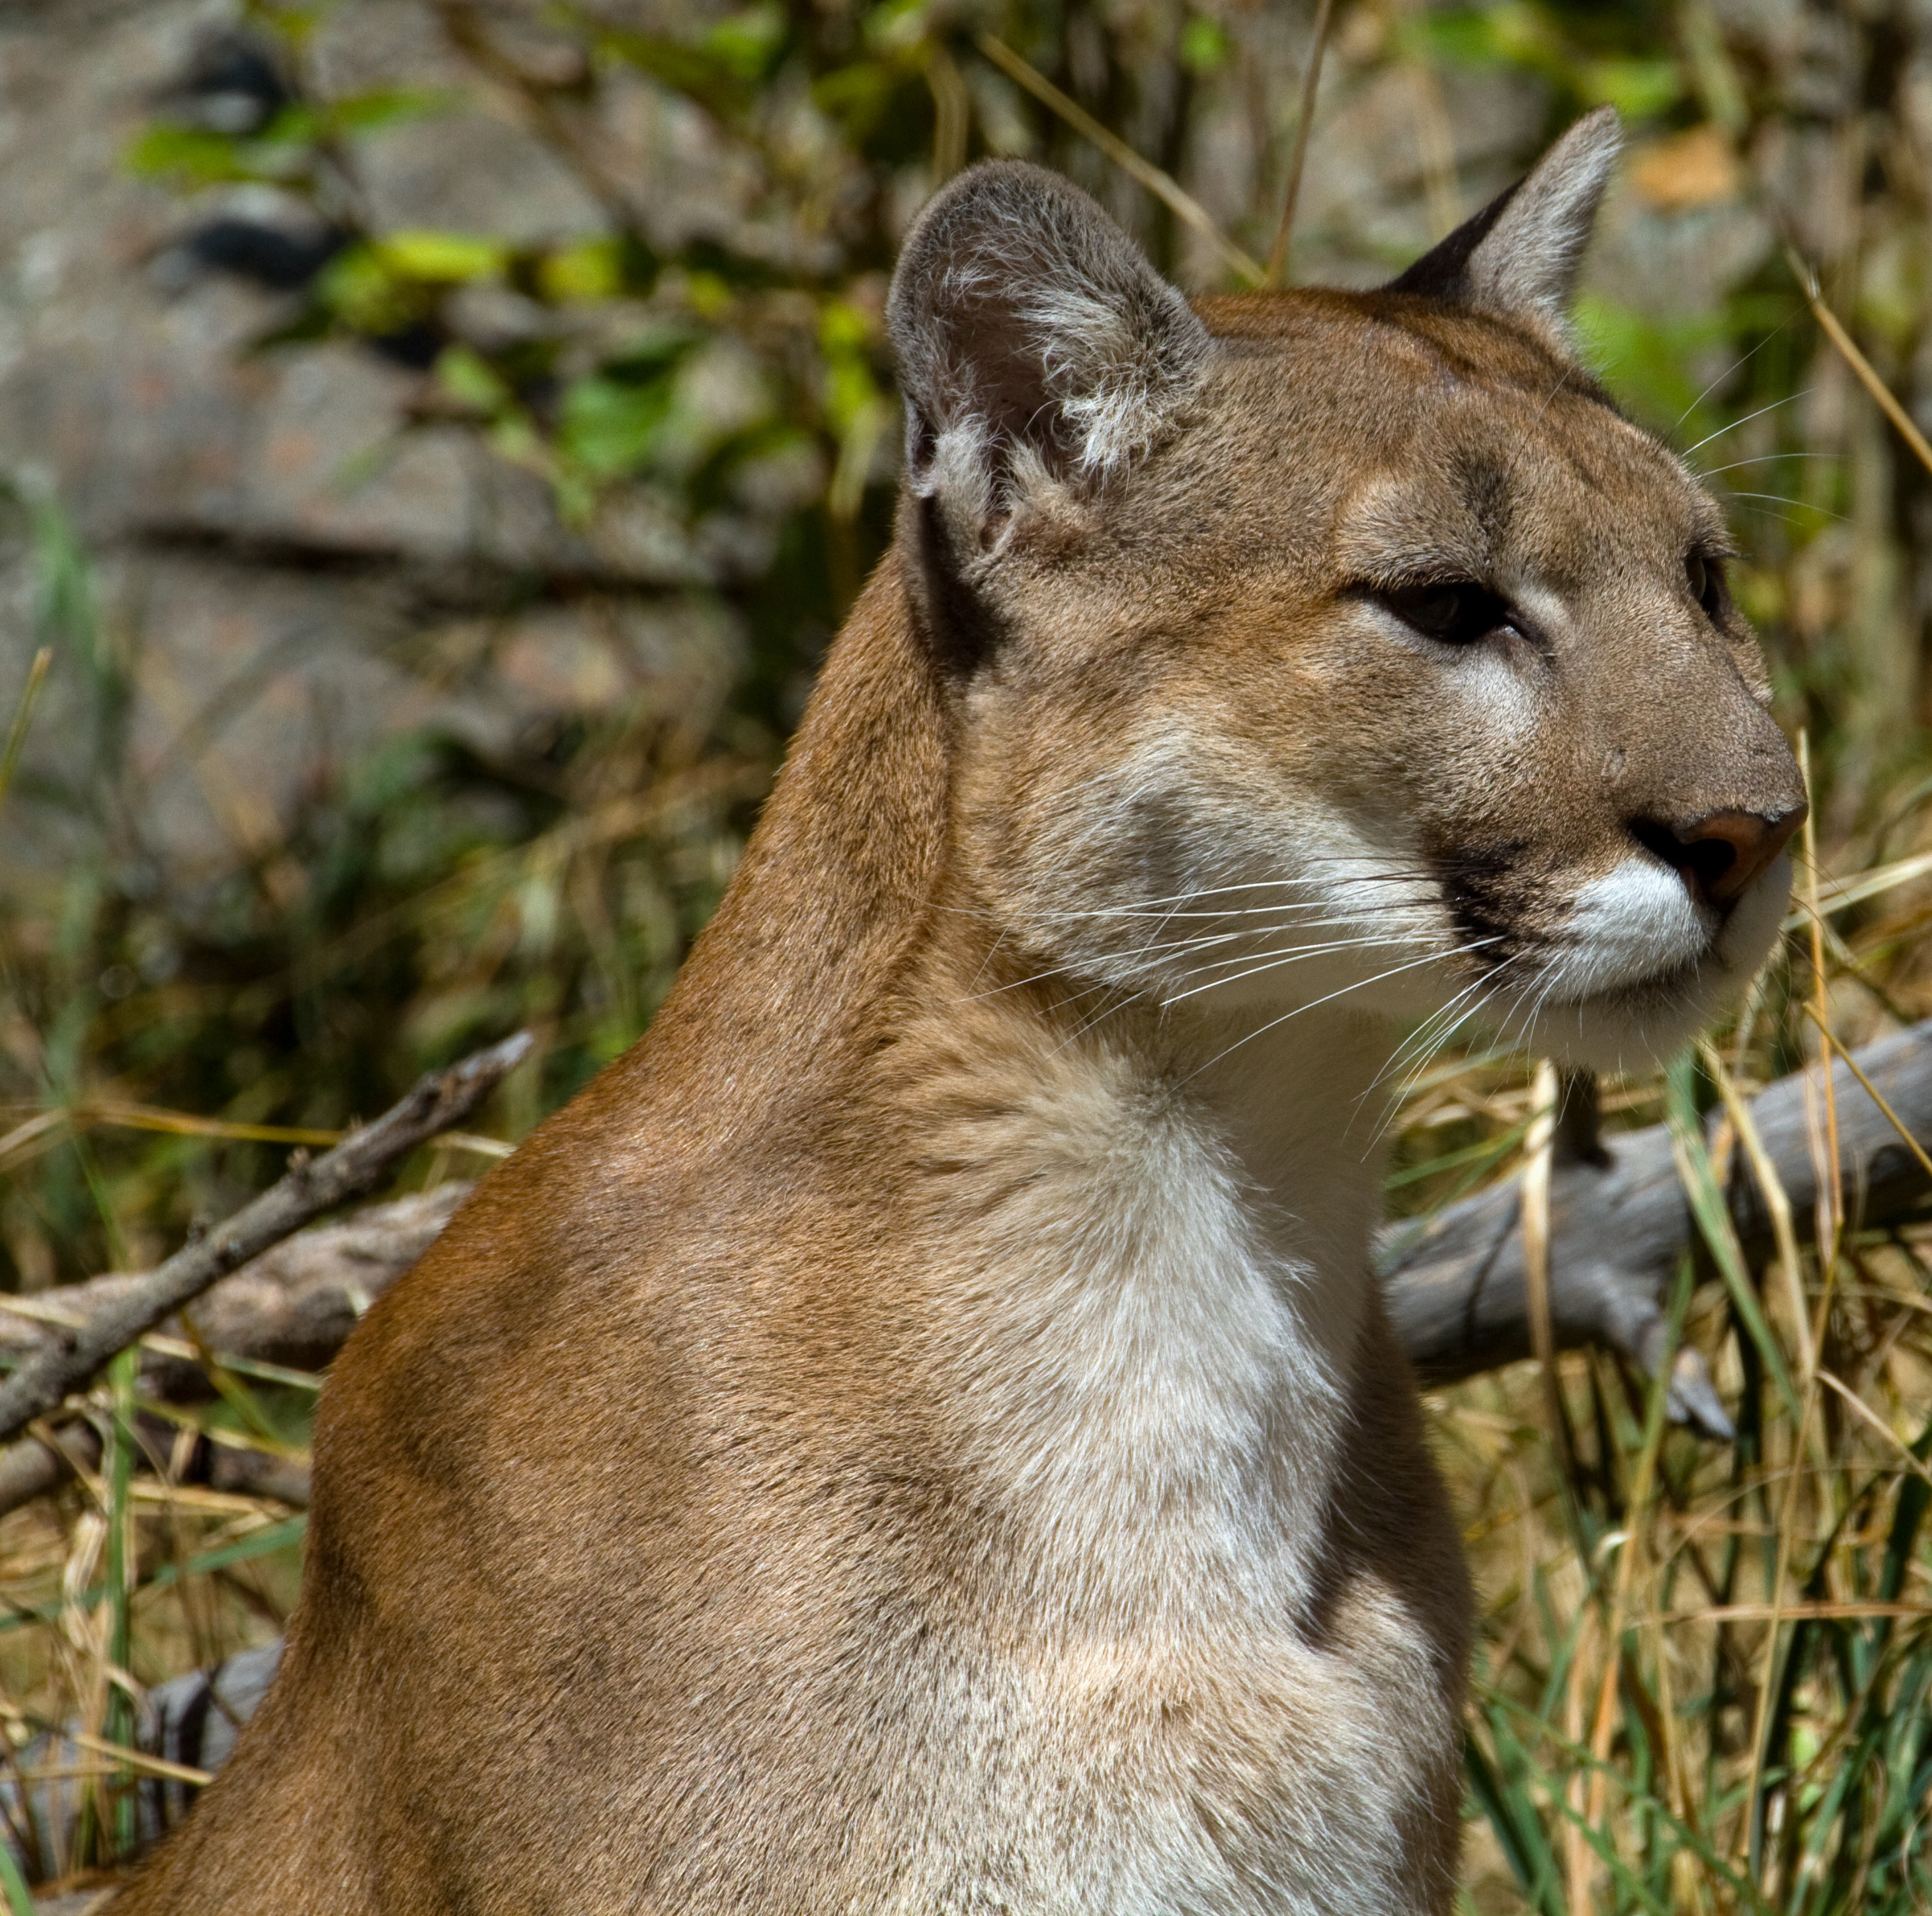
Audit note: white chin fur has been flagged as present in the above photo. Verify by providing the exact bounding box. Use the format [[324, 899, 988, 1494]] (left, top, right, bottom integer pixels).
[[1520, 852, 1792, 1073]]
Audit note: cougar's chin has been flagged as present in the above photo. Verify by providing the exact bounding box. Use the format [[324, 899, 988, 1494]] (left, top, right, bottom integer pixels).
[[1521, 853, 1793, 1074]]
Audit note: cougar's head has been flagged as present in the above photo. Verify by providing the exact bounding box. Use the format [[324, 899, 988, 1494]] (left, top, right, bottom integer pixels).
[[887, 108, 1804, 1072]]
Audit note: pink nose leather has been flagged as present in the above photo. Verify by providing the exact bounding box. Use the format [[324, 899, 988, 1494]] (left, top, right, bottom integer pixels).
[[1646, 805, 1807, 908]]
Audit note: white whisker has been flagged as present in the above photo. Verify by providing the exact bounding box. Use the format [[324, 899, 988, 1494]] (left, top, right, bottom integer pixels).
[[1155, 933, 1424, 1008], [1723, 490, 1846, 522], [1697, 452, 1836, 478], [1680, 389, 1812, 460], [1673, 310, 1800, 432], [1180, 943, 1502, 1086]]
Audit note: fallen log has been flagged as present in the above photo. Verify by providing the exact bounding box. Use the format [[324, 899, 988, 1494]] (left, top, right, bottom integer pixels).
[[0, 1186, 470, 1394], [0, 1188, 469, 1519], [1379, 1023, 1932, 1435], [3, 1021, 1927, 1523]]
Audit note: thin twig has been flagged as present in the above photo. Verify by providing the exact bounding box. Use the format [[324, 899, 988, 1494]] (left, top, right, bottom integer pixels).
[[1265, 0, 1338, 285], [975, 34, 1266, 285], [926, 42, 971, 181], [1786, 243, 1932, 480], [56, 1726, 212, 1789], [0, 1031, 532, 1445], [1814, 1369, 1932, 1490], [1787, 844, 1932, 926], [1797, 999, 1932, 1183]]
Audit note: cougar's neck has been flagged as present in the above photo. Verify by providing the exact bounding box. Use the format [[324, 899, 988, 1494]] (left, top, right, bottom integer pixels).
[[877, 920, 1396, 1627], [620, 553, 955, 1135]]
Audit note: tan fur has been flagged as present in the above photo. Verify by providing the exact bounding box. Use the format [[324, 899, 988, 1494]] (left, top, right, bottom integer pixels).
[[115, 112, 1799, 1914]]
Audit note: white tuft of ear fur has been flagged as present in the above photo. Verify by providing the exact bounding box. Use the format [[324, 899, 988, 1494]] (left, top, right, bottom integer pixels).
[[887, 163, 1209, 537], [1386, 106, 1621, 342]]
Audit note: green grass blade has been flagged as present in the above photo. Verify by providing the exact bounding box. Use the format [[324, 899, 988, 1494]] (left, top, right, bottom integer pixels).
[[1464, 1727, 1563, 1915], [0, 1840, 34, 1916], [1877, 1416, 1932, 1607], [0, 646, 50, 824], [1665, 1051, 1800, 1423]]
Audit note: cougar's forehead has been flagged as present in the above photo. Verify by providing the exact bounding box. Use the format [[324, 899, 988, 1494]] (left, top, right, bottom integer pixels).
[[1330, 401, 1723, 595], [1205, 299, 1723, 582]]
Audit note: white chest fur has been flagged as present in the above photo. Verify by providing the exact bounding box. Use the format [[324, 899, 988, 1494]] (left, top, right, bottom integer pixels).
[[888, 1006, 1453, 1912], [916, 1004, 1385, 1590]]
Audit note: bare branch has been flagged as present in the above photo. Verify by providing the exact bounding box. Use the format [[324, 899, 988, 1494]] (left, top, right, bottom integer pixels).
[[0, 1186, 469, 1394], [0, 1191, 468, 1519], [0, 1032, 531, 1445]]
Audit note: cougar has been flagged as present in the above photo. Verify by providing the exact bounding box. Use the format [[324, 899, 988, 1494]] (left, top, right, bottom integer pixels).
[[116, 106, 1803, 1914]]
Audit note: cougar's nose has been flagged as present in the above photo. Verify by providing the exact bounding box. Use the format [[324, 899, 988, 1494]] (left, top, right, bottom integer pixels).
[[1629, 804, 1807, 910]]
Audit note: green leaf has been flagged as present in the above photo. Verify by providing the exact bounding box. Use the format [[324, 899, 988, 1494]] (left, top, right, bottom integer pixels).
[[314, 244, 423, 335], [813, 61, 905, 140], [559, 373, 678, 479], [0, 1841, 33, 1916], [1398, 3, 1558, 73], [325, 87, 460, 134], [436, 344, 514, 413], [376, 229, 510, 284], [596, 28, 750, 116], [1580, 56, 1685, 122], [704, 4, 787, 82], [124, 104, 321, 188], [863, 0, 934, 54], [124, 123, 257, 186], [1178, 16, 1229, 75], [539, 236, 627, 305]]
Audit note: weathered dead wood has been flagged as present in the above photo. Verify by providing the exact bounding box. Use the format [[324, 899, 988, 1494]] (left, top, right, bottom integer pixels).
[[0, 1032, 530, 1445], [0, 1187, 470, 1393], [1379, 1021, 1932, 1434], [0, 1421, 101, 1516]]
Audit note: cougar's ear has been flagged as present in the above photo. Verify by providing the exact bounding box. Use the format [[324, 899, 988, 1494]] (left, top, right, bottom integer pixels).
[[887, 161, 1209, 546], [1386, 105, 1621, 342]]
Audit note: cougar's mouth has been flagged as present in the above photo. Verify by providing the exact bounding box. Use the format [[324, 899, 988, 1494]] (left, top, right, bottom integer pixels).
[[1462, 847, 1794, 1069]]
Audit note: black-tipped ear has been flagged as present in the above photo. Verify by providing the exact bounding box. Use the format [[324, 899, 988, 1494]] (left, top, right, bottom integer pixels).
[[887, 161, 1209, 547], [1386, 106, 1621, 341]]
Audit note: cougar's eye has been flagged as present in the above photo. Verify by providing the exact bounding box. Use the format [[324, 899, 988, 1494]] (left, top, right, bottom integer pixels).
[[1688, 551, 1728, 621], [1381, 581, 1511, 647]]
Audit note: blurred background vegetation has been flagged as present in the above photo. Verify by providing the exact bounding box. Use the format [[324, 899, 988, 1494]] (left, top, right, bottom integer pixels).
[[3, 0, 1932, 1908]]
